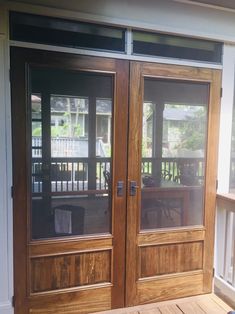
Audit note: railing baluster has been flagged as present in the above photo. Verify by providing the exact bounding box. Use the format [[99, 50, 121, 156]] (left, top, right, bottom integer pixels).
[[82, 162, 85, 191], [99, 162, 102, 190], [66, 162, 69, 192], [232, 212, 235, 287], [224, 211, 233, 284], [72, 162, 74, 192]]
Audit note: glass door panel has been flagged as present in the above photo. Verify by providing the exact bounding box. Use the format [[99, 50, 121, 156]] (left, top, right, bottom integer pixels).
[[30, 68, 113, 239], [141, 79, 209, 229]]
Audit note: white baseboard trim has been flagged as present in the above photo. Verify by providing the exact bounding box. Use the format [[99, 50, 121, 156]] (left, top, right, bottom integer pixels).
[[0, 302, 13, 314]]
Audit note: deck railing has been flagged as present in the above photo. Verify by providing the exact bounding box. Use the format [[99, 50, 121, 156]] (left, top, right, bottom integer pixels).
[[32, 157, 111, 194], [215, 194, 235, 306], [32, 157, 204, 194], [142, 157, 204, 182]]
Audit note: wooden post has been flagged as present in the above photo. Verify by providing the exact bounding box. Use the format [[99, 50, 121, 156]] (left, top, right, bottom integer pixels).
[[88, 96, 97, 191], [152, 101, 164, 186]]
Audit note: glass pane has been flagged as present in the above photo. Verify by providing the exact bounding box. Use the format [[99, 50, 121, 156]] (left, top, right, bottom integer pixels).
[[10, 11, 126, 52], [133, 30, 222, 64], [32, 94, 42, 119], [96, 99, 112, 158], [50, 96, 89, 158], [31, 67, 113, 239], [141, 78, 209, 230], [31, 94, 42, 194]]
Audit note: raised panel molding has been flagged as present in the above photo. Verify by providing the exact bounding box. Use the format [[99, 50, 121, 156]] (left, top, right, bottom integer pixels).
[[30, 250, 111, 293], [139, 242, 203, 278]]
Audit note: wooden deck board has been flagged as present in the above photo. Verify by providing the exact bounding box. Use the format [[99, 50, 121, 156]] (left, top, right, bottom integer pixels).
[[176, 302, 205, 314], [94, 294, 233, 314], [158, 304, 182, 314]]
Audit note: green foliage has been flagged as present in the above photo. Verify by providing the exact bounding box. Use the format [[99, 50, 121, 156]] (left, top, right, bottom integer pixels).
[[32, 127, 41, 136], [176, 107, 206, 151], [51, 123, 82, 137]]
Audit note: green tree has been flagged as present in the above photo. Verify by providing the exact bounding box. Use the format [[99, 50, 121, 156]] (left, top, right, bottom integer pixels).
[[176, 107, 206, 151]]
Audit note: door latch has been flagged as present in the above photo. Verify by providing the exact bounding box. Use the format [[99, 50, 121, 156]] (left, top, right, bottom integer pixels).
[[130, 181, 139, 196], [117, 181, 124, 197]]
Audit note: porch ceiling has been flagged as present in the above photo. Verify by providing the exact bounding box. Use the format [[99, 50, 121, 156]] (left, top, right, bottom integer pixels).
[[184, 0, 235, 10], [7, 0, 235, 11]]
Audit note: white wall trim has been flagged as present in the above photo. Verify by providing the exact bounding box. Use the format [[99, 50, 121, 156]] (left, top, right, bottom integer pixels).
[[9, 40, 223, 70], [217, 44, 235, 193]]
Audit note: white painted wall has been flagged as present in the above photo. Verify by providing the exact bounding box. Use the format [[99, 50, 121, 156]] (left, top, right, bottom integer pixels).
[[0, 4, 13, 314], [215, 44, 235, 308], [217, 45, 235, 193]]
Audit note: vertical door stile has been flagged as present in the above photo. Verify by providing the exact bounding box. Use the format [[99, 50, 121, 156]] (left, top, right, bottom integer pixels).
[[126, 61, 143, 306]]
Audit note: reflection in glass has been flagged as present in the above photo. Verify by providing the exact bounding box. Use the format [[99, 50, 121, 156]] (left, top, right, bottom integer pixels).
[[133, 30, 222, 63], [141, 79, 209, 230], [31, 68, 113, 239]]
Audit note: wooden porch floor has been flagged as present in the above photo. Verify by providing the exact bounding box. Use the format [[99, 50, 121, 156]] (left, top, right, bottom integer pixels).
[[95, 294, 234, 314]]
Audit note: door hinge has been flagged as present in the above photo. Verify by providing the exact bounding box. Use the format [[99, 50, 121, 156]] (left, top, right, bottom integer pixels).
[[11, 186, 14, 198], [213, 267, 215, 277], [12, 295, 15, 307], [216, 179, 218, 191], [220, 87, 223, 98]]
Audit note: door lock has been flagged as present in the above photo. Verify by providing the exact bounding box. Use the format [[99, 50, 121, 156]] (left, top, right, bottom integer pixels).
[[117, 181, 124, 197], [129, 181, 139, 196]]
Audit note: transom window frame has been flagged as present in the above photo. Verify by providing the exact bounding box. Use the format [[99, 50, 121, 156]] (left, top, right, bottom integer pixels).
[[9, 11, 223, 66]]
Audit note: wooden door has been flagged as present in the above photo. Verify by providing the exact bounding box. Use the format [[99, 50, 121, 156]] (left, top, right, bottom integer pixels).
[[126, 62, 221, 305], [11, 48, 128, 314]]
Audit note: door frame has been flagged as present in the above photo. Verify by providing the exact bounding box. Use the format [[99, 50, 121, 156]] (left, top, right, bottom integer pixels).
[[11, 47, 129, 313], [126, 61, 221, 305]]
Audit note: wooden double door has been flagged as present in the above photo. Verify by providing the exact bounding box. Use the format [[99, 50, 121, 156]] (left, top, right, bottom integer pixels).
[[12, 48, 221, 314]]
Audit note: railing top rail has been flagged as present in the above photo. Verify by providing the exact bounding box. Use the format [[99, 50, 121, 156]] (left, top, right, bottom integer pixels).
[[217, 193, 235, 213], [142, 157, 204, 161], [31, 157, 111, 162]]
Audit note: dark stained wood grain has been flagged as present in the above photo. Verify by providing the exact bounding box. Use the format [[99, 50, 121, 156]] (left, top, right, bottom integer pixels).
[[111, 58, 129, 309], [31, 250, 111, 293], [138, 228, 205, 246], [29, 236, 113, 257], [140, 242, 203, 278], [29, 287, 112, 314], [137, 273, 204, 304], [126, 61, 143, 306], [202, 69, 222, 293]]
